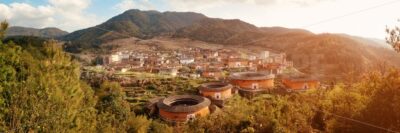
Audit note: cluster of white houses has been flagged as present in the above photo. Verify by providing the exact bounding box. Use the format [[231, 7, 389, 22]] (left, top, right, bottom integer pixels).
[[90, 47, 321, 92], [86, 47, 322, 94], [99, 48, 293, 79]]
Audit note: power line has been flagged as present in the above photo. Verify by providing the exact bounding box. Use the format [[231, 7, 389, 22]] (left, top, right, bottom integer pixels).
[[238, 0, 400, 46], [91, 0, 400, 47], [222, 97, 399, 132], [303, 0, 400, 28], [314, 108, 400, 133]]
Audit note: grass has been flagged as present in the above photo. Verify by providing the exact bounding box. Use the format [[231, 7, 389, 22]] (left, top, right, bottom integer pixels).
[[118, 74, 210, 114], [114, 71, 173, 79], [84, 66, 106, 73]]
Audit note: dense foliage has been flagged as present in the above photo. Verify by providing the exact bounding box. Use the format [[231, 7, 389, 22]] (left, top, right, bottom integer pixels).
[[0, 22, 171, 133], [0, 31, 96, 132], [184, 71, 400, 133]]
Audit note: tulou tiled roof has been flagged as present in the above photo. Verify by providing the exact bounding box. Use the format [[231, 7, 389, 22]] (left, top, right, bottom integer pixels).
[[282, 74, 319, 82], [286, 77, 318, 82], [229, 72, 275, 80], [157, 95, 211, 113], [199, 82, 232, 92]]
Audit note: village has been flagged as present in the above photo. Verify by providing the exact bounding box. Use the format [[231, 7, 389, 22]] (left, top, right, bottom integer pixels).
[[81, 47, 321, 124]]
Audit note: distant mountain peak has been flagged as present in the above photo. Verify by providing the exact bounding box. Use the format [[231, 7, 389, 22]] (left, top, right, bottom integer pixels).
[[63, 9, 208, 49], [6, 26, 68, 38]]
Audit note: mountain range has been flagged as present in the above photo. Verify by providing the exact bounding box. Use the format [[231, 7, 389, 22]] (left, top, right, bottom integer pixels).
[[6, 26, 68, 38], [62, 9, 206, 48], [7, 9, 400, 81]]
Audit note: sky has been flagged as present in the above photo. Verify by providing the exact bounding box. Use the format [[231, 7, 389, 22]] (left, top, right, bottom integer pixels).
[[0, 0, 400, 39]]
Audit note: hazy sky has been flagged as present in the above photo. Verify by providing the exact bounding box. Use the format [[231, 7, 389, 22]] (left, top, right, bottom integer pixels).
[[1, 0, 399, 39]]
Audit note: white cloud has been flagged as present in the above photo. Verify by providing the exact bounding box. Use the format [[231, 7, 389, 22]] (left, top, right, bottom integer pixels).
[[48, 0, 98, 32], [0, 3, 55, 28], [0, 0, 98, 32], [49, 0, 90, 11], [114, 0, 154, 12], [165, 0, 332, 11]]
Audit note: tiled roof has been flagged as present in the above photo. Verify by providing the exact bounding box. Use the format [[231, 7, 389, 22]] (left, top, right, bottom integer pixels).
[[230, 72, 275, 80], [199, 82, 233, 92], [282, 74, 319, 82], [157, 95, 211, 113]]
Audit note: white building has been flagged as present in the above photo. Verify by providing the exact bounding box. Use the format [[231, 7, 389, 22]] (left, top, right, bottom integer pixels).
[[159, 68, 178, 77], [248, 55, 257, 60], [260, 51, 270, 59], [111, 54, 121, 63], [180, 58, 195, 64]]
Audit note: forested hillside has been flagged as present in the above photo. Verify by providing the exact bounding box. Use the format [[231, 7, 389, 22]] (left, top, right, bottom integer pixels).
[[0, 22, 171, 132], [63, 9, 206, 50], [6, 26, 68, 38]]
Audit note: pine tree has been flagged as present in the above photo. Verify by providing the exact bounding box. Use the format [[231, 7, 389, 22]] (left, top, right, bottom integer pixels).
[[0, 22, 97, 132]]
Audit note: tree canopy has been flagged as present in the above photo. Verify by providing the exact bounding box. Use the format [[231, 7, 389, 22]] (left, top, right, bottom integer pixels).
[[0, 22, 171, 132]]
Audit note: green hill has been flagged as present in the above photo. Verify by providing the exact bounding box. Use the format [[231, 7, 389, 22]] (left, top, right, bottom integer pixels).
[[63, 9, 206, 51], [6, 26, 68, 38]]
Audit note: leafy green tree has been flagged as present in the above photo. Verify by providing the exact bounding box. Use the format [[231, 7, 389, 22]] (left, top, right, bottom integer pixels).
[[0, 40, 97, 132], [126, 115, 152, 133], [0, 21, 163, 133], [307, 70, 400, 132], [148, 120, 173, 133], [95, 81, 131, 132], [317, 85, 366, 132], [352, 70, 400, 132], [94, 81, 172, 133], [0, 20, 8, 41], [185, 95, 314, 133]]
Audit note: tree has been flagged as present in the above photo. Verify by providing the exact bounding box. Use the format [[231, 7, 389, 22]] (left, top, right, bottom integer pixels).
[[0, 21, 170, 133], [0, 40, 98, 132], [386, 20, 400, 52], [0, 20, 8, 41], [95, 81, 131, 132], [318, 85, 366, 132], [185, 95, 314, 133], [126, 115, 152, 133], [312, 70, 400, 132], [148, 120, 173, 133], [353, 70, 400, 132]]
